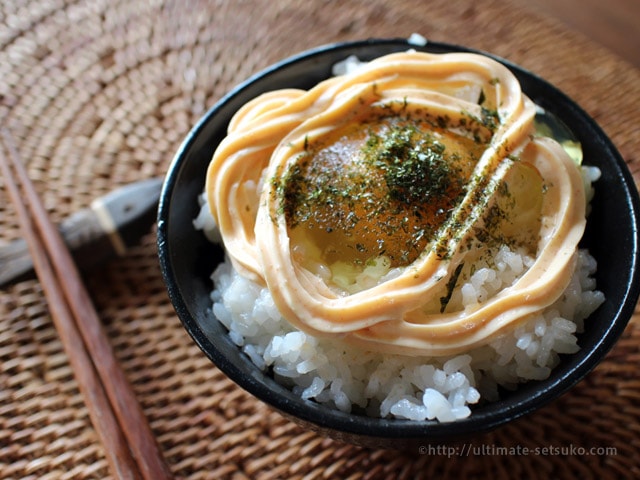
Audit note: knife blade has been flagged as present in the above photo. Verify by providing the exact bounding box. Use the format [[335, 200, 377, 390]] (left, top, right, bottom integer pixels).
[[0, 176, 164, 288]]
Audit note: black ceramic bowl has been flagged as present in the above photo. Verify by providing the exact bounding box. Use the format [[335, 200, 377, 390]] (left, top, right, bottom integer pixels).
[[157, 38, 640, 448]]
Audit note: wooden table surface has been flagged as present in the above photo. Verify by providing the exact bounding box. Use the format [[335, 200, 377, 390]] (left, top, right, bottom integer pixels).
[[520, 0, 639, 68]]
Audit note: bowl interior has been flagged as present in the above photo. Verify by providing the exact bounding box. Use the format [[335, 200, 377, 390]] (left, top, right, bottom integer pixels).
[[157, 39, 640, 445]]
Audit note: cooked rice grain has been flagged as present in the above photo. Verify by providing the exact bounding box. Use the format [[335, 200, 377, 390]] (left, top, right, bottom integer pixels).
[[204, 245, 602, 421]]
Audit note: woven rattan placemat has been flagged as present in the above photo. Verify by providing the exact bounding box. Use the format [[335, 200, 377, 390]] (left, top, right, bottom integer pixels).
[[1, 1, 639, 478]]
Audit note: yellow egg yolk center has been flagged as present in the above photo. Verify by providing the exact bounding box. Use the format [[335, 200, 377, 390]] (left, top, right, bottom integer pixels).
[[282, 116, 484, 271]]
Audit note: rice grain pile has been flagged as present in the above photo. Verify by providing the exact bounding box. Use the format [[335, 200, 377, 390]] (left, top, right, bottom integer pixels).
[[194, 174, 604, 422]]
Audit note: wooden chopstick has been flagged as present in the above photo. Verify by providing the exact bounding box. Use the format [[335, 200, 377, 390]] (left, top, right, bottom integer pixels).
[[0, 129, 173, 480], [0, 136, 142, 479]]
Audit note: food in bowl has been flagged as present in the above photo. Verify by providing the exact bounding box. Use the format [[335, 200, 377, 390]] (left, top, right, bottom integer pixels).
[[193, 50, 604, 422]]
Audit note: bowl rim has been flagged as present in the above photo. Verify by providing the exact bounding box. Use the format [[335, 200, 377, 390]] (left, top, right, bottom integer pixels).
[[157, 38, 640, 441]]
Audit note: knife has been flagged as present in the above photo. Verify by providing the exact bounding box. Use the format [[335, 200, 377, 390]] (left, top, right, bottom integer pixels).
[[0, 176, 164, 287]]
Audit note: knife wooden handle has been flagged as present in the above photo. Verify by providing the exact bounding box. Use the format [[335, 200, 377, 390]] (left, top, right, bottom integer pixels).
[[1, 177, 163, 288], [0, 208, 119, 286]]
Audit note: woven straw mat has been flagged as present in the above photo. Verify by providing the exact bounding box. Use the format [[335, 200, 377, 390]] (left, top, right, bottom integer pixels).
[[1, 0, 639, 479]]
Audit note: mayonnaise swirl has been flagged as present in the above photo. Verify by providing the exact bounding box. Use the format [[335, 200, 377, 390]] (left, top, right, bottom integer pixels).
[[206, 51, 586, 356]]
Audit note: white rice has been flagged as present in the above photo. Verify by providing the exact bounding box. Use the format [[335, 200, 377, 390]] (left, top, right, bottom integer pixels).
[[194, 171, 605, 422]]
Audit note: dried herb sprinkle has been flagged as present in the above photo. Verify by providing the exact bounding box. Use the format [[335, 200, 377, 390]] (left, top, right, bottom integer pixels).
[[276, 113, 482, 267]]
